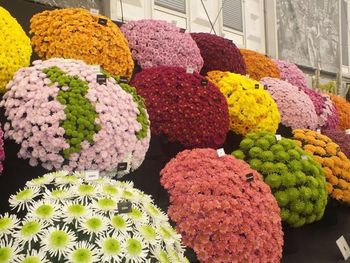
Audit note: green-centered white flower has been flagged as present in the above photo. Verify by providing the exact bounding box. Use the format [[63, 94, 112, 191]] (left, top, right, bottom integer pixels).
[[14, 250, 49, 263], [138, 225, 159, 245], [109, 214, 132, 235], [40, 226, 76, 260], [127, 207, 149, 225], [9, 187, 40, 211], [47, 171, 69, 179], [78, 214, 108, 240], [165, 244, 188, 263], [143, 203, 168, 222], [93, 198, 117, 215], [14, 219, 46, 250], [61, 202, 91, 226], [96, 234, 124, 262], [158, 224, 182, 246], [28, 201, 59, 222], [100, 184, 119, 197], [67, 241, 97, 263], [26, 174, 54, 188], [55, 175, 82, 186], [0, 213, 19, 237], [124, 235, 147, 263], [73, 184, 97, 204], [43, 187, 73, 202], [0, 237, 21, 263], [153, 248, 171, 263]]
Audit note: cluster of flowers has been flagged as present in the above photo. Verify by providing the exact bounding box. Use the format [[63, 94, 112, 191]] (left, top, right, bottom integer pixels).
[[233, 131, 328, 227], [1, 58, 150, 172], [0, 126, 4, 174], [240, 49, 280, 81], [30, 8, 134, 78], [0, 171, 189, 262], [160, 148, 283, 263], [318, 94, 339, 129], [0, 7, 31, 92], [190, 33, 246, 75], [273, 59, 308, 90], [121, 19, 203, 72], [330, 94, 350, 130], [207, 71, 280, 135], [322, 129, 350, 158], [131, 66, 229, 148], [293, 129, 350, 203], [260, 77, 318, 130]]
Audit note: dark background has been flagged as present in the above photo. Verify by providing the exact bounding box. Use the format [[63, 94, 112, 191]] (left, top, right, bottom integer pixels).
[[1, 0, 350, 262]]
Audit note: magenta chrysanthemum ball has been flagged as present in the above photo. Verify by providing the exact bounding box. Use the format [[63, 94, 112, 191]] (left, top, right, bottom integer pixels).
[[160, 148, 283, 263], [261, 77, 318, 130], [319, 94, 339, 129], [121, 19, 203, 72], [190, 33, 246, 75], [1, 58, 150, 173]]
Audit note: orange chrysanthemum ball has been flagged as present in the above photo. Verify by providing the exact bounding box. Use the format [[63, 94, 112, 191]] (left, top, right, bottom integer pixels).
[[240, 49, 280, 81], [30, 8, 134, 78], [293, 129, 350, 203], [329, 94, 350, 130]]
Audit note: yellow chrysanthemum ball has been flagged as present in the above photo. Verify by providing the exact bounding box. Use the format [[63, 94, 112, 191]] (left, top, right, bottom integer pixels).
[[207, 70, 280, 135], [0, 6, 32, 92], [30, 8, 134, 78]]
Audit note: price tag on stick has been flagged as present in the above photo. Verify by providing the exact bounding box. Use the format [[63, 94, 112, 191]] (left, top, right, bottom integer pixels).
[[98, 18, 107, 26], [201, 79, 208, 86], [90, 8, 99, 15], [85, 170, 99, 181], [118, 200, 132, 214], [217, 148, 225, 157], [246, 173, 254, 182], [275, 134, 282, 141], [119, 76, 128, 84], [186, 68, 194, 74], [336, 236, 350, 260], [96, 74, 106, 84]]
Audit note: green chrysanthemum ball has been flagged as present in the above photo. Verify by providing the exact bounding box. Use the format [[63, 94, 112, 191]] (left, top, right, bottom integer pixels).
[[0, 171, 189, 263], [232, 131, 328, 227]]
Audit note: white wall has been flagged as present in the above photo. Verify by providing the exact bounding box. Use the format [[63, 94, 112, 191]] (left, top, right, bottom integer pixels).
[[107, 0, 266, 53]]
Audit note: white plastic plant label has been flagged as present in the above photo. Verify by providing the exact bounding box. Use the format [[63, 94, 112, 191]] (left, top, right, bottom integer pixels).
[[90, 8, 99, 15], [90, 65, 101, 73], [346, 129, 350, 135], [85, 170, 99, 181], [186, 68, 194, 74], [316, 128, 321, 133], [336, 236, 350, 260], [217, 148, 225, 157], [301, 155, 308, 160], [275, 134, 282, 141]]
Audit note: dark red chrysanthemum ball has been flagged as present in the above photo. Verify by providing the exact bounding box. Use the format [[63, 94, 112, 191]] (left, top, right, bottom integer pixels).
[[131, 66, 229, 148], [191, 33, 246, 75]]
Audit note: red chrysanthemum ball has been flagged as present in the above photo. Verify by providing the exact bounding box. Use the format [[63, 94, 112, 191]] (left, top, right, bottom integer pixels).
[[190, 33, 246, 75], [160, 148, 283, 263], [240, 49, 280, 80], [130, 66, 229, 148]]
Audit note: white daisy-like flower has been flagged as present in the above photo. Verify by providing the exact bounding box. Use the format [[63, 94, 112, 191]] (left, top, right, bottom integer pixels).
[[96, 233, 124, 262], [43, 186, 74, 202], [14, 250, 49, 263], [0, 213, 19, 237], [14, 218, 47, 250], [143, 203, 168, 223], [61, 201, 91, 226], [27, 200, 60, 223], [121, 189, 143, 203], [0, 236, 21, 263], [92, 197, 118, 215], [100, 184, 120, 198], [152, 247, 172, 263], [78, 214, 108, 240], [73, 183, 98, 204], [137, 225, 160, 246], [115, 181, 134, 190], [88, 176, 111, 186], [109, 214, 132, 235], [39, 225, 77, 260], [26, 174, 54, 187], [124, 234, 148, 263], [9, 187, 41, 211], [127, 207, 149, 225], [67, 241, 98, 263], [55, 175, 82, 186], [46, 171, 69, 179], [157, 224, 182, 246]]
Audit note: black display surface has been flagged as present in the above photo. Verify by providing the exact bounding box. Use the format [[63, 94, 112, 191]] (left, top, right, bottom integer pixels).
[[1, 1, 350, 262]]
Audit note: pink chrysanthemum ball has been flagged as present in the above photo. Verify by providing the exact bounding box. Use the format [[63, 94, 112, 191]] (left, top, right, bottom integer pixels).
[[121, 19, 203, 72], [261, 77, 318, 130], [160, 148, 283, 263], [1, 58, 150, 173], [319, 94, 339, 129], [273, 59, 308, 90], [190, 33, 246, 75]]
